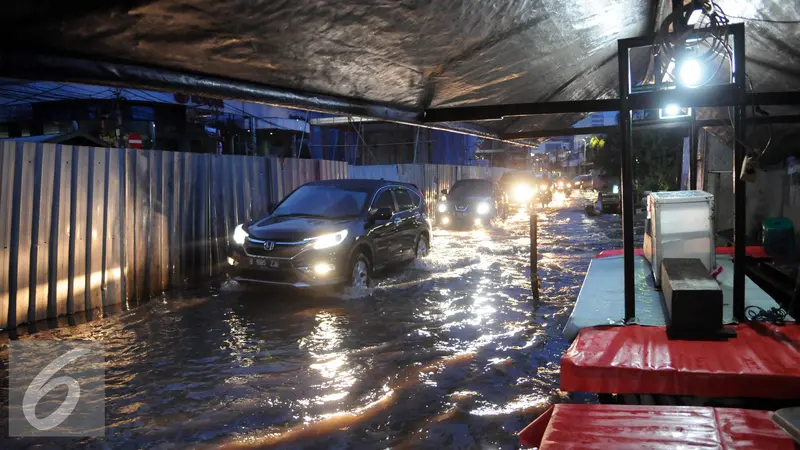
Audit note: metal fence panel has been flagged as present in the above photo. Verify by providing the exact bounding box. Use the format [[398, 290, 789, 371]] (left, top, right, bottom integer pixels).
[[105, 148, 124, 307], [349, 165, 400, 181], [54, 146, 73, 317], [33, 145, 53, 322], [320, 159, 349, 181], [0, 143, 15, 326], [88, 147, 107, 312]]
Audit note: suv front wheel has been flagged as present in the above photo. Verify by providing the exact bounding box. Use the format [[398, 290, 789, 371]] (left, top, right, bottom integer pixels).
[[415, 234, 429, 258], [348, 252, 372, 288]]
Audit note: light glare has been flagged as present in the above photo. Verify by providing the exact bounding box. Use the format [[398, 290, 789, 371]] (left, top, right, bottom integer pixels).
[[679, 59, 702, 87], [233, 224, 248, 245], [311, 230, 348, 250], [314, 263, 334, 275], [664, 104, 681, 116]]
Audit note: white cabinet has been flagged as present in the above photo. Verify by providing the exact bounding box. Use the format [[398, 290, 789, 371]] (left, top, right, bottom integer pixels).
[[646, 191, 715, 286]]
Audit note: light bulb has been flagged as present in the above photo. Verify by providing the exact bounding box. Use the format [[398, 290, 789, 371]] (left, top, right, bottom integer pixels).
[[678, 59, 702, 87]]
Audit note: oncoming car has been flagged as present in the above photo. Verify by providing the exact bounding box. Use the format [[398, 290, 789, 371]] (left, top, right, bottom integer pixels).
[[228, 179, 432, 289], [437, 179, 507, 227], [572, 174, 594, 191], [498, 171, 537, 208]]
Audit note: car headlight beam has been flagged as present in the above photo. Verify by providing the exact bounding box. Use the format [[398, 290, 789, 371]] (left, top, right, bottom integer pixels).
[[438, 202, 448, 213], [233, 224, 248, 245], [512, 184, 532, 202], [476, 202, 491, 215], [309, 229, 348, 250]]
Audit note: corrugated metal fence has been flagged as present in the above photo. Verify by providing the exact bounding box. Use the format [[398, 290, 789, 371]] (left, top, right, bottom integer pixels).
[[0, 143, 349, 329], [1, 144, 498, 329]]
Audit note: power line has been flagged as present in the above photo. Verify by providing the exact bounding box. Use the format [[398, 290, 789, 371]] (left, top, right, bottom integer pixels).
[[0, 84, 116, 104], [0, 84, 68, 105]]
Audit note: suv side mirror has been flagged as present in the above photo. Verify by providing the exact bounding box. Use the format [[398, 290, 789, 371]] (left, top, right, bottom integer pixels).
[[370, 207, 393, 222], [440, 189, 448, 195]]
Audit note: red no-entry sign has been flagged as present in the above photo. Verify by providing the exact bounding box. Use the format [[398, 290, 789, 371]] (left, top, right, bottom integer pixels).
[[127, 133, 143, 149]]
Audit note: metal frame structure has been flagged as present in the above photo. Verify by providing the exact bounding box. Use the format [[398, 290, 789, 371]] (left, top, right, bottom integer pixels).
[[617, 23, 747, 322]]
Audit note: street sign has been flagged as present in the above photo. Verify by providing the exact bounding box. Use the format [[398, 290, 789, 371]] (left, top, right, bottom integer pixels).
[[127, 133, 143, 149]]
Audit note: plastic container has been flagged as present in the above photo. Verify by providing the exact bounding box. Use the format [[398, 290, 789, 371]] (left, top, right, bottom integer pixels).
[[647, 191, 715, 286], [762, 217, 796, 263]]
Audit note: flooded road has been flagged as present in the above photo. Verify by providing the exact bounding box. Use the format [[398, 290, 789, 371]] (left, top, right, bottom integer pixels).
[[2, 193, 627, 449]]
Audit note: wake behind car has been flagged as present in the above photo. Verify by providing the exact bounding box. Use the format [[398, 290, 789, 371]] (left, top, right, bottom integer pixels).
[[437, 179, 507, 227], [228, 179, 432, 289]]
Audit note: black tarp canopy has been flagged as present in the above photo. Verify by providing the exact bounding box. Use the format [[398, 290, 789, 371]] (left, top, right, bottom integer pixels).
[[1, 1, 799, 158]]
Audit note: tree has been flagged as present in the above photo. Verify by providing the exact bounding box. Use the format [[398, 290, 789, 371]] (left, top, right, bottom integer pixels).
[[589, 128, 685, 192]]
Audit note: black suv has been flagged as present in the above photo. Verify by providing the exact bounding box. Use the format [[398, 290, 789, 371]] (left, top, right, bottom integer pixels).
[[438, 179, 507, 227], [228, 179, 432, 289]]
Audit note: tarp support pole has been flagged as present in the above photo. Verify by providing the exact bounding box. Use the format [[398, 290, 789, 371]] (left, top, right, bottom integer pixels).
[[689, 110, 698, 190], [530, 211, 539, 300], [618, 40, 635, 322], [733, 24, 747, 321]]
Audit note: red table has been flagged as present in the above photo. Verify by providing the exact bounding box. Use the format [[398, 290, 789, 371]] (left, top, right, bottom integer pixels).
[[561, 323, 800, 399], [519, 404, 797, 449]]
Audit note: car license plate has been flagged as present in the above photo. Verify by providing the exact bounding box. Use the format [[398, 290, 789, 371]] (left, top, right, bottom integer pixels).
[[250, 258, 280, 268], [456, 212, 465, 217]]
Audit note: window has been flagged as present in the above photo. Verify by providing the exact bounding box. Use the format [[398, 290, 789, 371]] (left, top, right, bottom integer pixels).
[[373, 190, 396, 212], [409, 190, 422, 207], [394, 189, 414, 211], [449, 180, 493, 197], [271, 185, 369, 218]]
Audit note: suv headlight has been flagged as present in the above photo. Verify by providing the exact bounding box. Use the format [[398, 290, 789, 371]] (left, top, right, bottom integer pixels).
[[233, 224, 248, 245], [438, 203, 448, 213], [476, 202, 490, 215], [308, 229, 348, 250]]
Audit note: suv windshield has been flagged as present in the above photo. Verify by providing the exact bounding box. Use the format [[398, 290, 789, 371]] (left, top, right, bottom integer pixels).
[[272, 185, 369, 218], [449, 180, 493, 197]]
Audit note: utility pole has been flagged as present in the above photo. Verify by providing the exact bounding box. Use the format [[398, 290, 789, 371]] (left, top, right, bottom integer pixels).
[[113, 89, 124, 148], [250, 116, 257, 155]]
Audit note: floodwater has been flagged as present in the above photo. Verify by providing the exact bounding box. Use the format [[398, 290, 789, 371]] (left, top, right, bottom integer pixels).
[[1, 193, 628, 449]]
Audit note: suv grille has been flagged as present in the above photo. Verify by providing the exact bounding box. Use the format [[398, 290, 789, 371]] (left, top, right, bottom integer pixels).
[[244, 238, 304, 258]]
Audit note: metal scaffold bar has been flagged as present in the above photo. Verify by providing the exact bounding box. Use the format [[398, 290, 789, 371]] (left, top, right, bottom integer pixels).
[[732, 24, 747, 320], [618, 40, 636, 322]]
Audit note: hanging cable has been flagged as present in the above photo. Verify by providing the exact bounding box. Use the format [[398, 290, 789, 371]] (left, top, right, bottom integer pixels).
[[0, 83, 68, 105], [653, 1, 733, 87], [745, 305, 789, 324]]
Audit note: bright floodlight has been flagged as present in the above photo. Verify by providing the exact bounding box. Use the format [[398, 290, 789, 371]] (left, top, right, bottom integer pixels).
[[664, 104, 681, 116], [678, 58, 702, 87]]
